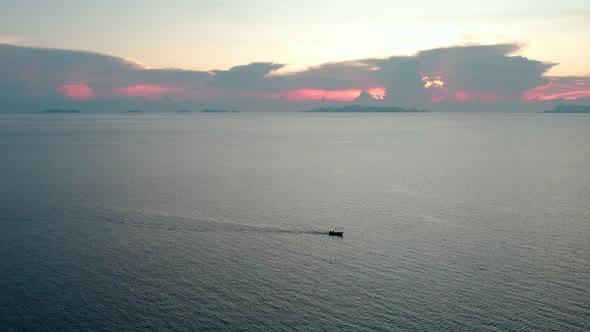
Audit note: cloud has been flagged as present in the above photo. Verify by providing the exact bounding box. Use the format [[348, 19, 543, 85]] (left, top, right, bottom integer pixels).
[[382, 59, 428, 103], [207, 62, 285, 90], [270, 60, 387, 91], [414, 44, 556, 101], [363, 44, 557, 104], [0, 43, 210, 101], [0, 42, 587, 108], [522, 77, 590, 101], [258, 44, 558, 104]]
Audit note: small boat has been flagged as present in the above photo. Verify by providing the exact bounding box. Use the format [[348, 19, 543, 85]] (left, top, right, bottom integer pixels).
[[328, 230, 343, 236]]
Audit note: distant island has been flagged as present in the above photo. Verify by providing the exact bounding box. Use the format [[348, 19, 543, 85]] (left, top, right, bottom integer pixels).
[[124, 110, 143, 113], [201, 109, 238, 113], [41, 109, 81, 113], [177, 109, 191, 113], [306, 105, 426, 113], [544, 104, 590, 113]]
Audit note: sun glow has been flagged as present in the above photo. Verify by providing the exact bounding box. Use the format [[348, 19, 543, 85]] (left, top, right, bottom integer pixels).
[[422, 76, 445, 88]]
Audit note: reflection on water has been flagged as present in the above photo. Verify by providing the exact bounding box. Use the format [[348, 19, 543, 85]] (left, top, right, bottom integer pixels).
[[1, 113, 589, 331]]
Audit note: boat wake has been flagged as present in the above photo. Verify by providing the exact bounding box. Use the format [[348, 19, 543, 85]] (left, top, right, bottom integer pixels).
[[99, 207, 331, 236]]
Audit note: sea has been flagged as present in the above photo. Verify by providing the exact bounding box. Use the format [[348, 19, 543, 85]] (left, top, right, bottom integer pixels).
[[1, 112, 589, 331]]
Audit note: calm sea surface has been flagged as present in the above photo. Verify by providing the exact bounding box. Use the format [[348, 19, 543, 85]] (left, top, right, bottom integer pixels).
[[1, 113, 589, 331]]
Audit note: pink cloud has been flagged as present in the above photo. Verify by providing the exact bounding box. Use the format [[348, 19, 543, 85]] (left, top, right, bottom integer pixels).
[[242, 87, 386, 102], [57, 83, 93, 99], [424, 81, 505, 103], [452, 90, 505, 102], [522, 78, 590, 101], [111, 84, 244, 101], [114, 84, 170, 99]]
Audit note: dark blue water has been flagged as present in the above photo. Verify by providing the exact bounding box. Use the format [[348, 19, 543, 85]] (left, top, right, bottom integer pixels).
[[1, 113, 589, 331]]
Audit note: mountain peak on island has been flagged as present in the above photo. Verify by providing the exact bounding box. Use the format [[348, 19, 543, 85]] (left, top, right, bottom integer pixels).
[[353, 90, 378, 104]]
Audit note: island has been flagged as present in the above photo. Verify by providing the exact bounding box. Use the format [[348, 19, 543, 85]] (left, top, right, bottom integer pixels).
[[177, 109, 192, 113], [40, 109, 81, 113], [201, 109, 238, 113], [124, 110, 144, 113], [305, 105, 426, 113], [544, 104, 590, 113]]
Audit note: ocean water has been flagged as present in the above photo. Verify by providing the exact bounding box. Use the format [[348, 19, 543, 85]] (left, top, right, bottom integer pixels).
[[1, 113, 589, 331]]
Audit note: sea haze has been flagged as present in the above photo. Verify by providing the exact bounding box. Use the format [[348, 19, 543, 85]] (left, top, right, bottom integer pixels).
[[1, 113, 589, 331]]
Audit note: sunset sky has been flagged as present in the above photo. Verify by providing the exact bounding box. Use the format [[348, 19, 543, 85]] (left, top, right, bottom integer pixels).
[[1, 0, 589, 108]]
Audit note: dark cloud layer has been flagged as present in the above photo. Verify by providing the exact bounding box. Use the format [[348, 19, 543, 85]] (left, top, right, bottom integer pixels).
[[208, 62, 284, 90], [0, 42, 587, 108], [415, 44, 556, 100], [0, 44, 210, 99]]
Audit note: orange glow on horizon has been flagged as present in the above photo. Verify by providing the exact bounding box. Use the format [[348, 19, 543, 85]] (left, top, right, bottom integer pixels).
[[286, 89, 360, 101], [245, 87, 386, 102], [54, 79, 589, 104]]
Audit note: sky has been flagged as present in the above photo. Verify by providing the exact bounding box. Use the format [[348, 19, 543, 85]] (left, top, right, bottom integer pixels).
[[1, 0, 589, 111]]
